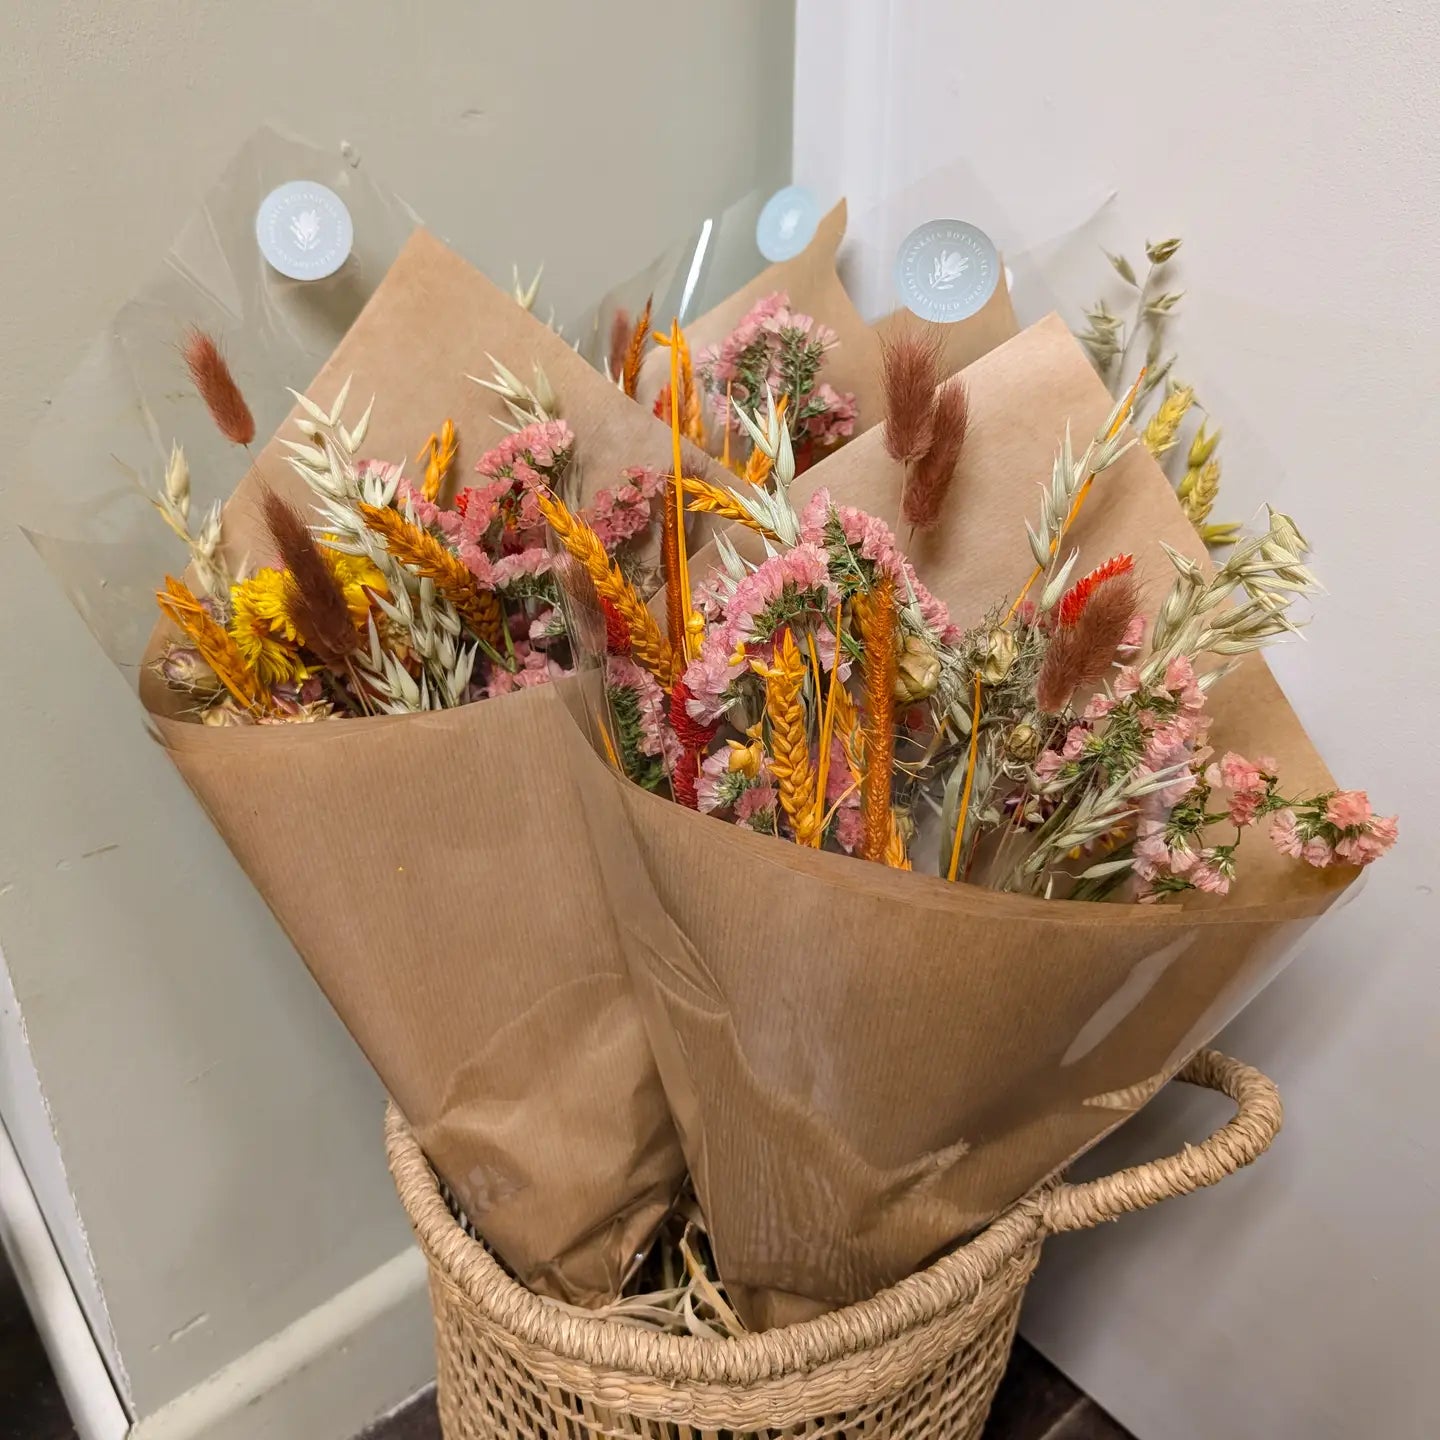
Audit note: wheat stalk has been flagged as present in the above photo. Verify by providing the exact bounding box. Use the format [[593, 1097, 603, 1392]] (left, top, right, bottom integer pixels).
[[417, 419, 459, 503], [536, 489, 676, 686], [156, 576, 268, 714], [621, 297, 653, 399], [751, 629, 820, 846], [357, 503, 504, 648], [1141, 383, 1194, 458]]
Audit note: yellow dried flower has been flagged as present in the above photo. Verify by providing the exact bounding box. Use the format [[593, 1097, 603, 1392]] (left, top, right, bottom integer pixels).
[[894, 633, 941, 703], [1142, 384, 1194, 459], [228, 570, 305, 686], [324, 549, 389, 628]]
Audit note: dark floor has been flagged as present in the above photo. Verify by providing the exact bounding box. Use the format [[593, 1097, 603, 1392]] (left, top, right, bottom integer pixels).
[[2, 1250, 1130, 1440], [1, 1253, 77, 1440]]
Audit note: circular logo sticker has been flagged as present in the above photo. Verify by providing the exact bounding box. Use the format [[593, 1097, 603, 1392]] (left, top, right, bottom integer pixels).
[[256, 181, 353, 281], [757, 185, 820, 263], [894, 219, 999, 323]]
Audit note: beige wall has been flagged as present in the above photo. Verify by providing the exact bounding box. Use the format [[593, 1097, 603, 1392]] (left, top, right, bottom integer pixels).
[[795, 3, 1437, 1438], [0, 4, 792, 1436]]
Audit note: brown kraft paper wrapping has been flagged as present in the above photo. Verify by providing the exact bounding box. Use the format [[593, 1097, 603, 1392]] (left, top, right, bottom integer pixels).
[[144, 230, 696, 1306], [593, 314, 1352, 1328], [638, 201, 1020, 434]]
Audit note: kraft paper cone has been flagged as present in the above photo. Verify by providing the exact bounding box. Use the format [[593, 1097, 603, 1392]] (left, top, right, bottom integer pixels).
[[594, 315, 1352, 1327], [144, 230, 696, 1305], [638, 201, 1020, 435]]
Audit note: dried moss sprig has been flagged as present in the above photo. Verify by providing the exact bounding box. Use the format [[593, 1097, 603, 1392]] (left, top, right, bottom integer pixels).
[[536, 488, 675, 687], [751, 629, 820, 846]]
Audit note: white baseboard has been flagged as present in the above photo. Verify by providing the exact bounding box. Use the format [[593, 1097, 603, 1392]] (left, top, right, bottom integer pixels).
[[0, 1117, 130, 1440], [130, 1246, 434, 1440]]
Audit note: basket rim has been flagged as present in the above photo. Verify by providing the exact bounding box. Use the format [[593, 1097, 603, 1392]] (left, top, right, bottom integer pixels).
[[384, 1102, 1047, 1386]]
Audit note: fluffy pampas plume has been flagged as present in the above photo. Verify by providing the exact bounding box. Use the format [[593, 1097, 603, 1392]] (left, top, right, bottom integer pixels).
[[903, 379, 970, 532], [881, 327, 944, 464], [183, 328, 256, 446], [260, 487, 360, 666]]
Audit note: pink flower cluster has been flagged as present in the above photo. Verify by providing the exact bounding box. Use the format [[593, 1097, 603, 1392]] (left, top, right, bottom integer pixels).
[[446, 420, 577, 562], [695, 292, 856, 452], [484, 642, 566, 699], [682, 544, 841, 724], [798, 489, 959, 642], [1270, 790, 1398, 868], [797, 382, 860, 448], [605, 655, 681, 770], [582, 466, 665, 550]]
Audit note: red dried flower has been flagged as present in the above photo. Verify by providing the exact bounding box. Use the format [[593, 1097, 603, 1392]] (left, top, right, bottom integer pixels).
[[1057, 554, 1135, 629], [601, 597, 631, 655]]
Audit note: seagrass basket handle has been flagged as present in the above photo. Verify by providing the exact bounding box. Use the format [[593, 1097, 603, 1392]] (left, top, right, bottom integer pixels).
[[1041, 1048, 1282, 1235]]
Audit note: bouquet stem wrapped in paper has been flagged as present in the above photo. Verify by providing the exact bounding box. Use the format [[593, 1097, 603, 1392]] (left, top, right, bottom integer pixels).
[[564, 314, 1363, 1328]]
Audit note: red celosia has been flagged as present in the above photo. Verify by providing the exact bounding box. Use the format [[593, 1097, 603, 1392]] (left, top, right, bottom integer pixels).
[[601, 597, 631, 655], [668, 676, 717, 810], [652, 385, 673, 426], [1056, 553, 1135, 628]]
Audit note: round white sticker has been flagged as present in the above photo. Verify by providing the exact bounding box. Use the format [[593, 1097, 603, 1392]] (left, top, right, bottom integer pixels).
[[757, 185, 820, 263], [893, 219, 1000, 323], [256, 181, 354, 281]]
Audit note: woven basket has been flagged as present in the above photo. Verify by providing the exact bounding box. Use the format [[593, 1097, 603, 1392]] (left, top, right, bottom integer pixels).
[[386, 1049, 1280, 1439]]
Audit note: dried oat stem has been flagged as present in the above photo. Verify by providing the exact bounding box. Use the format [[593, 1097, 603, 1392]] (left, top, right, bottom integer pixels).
[[537, 489, 675, 686], [357, 502, 504, 648], [946, 672, 984, 882]]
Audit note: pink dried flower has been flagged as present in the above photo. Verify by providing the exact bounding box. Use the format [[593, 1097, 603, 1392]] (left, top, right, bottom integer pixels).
[[1302, 836, 1335, 867], [1268, 809, 1304, 859], [1118, 615, 1146, 653], [734, 782, 779, 830], [1189, 859, 1232, 895], [583, 467, 664, 550], [1325, 789, 1373, 829], [1335, 816, 1398, 865], [1113, 665, 1142, 699]]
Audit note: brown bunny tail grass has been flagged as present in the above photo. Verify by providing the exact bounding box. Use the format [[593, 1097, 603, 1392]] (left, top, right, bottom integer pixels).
[[260, 488, 361, 665], [621, 296, 654, 399], [881, 326, 944, 464], [535, 489, 675, 687], [182, 328, 256, 446], [752, 629, 821, 846], [903, 378, 970, 531], [1036, 571, 1141, 713], [607, 307, 631, 383], [853, 577, 899, 863], [356, 503, 504, 648], [156, 576, 267, 713]]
